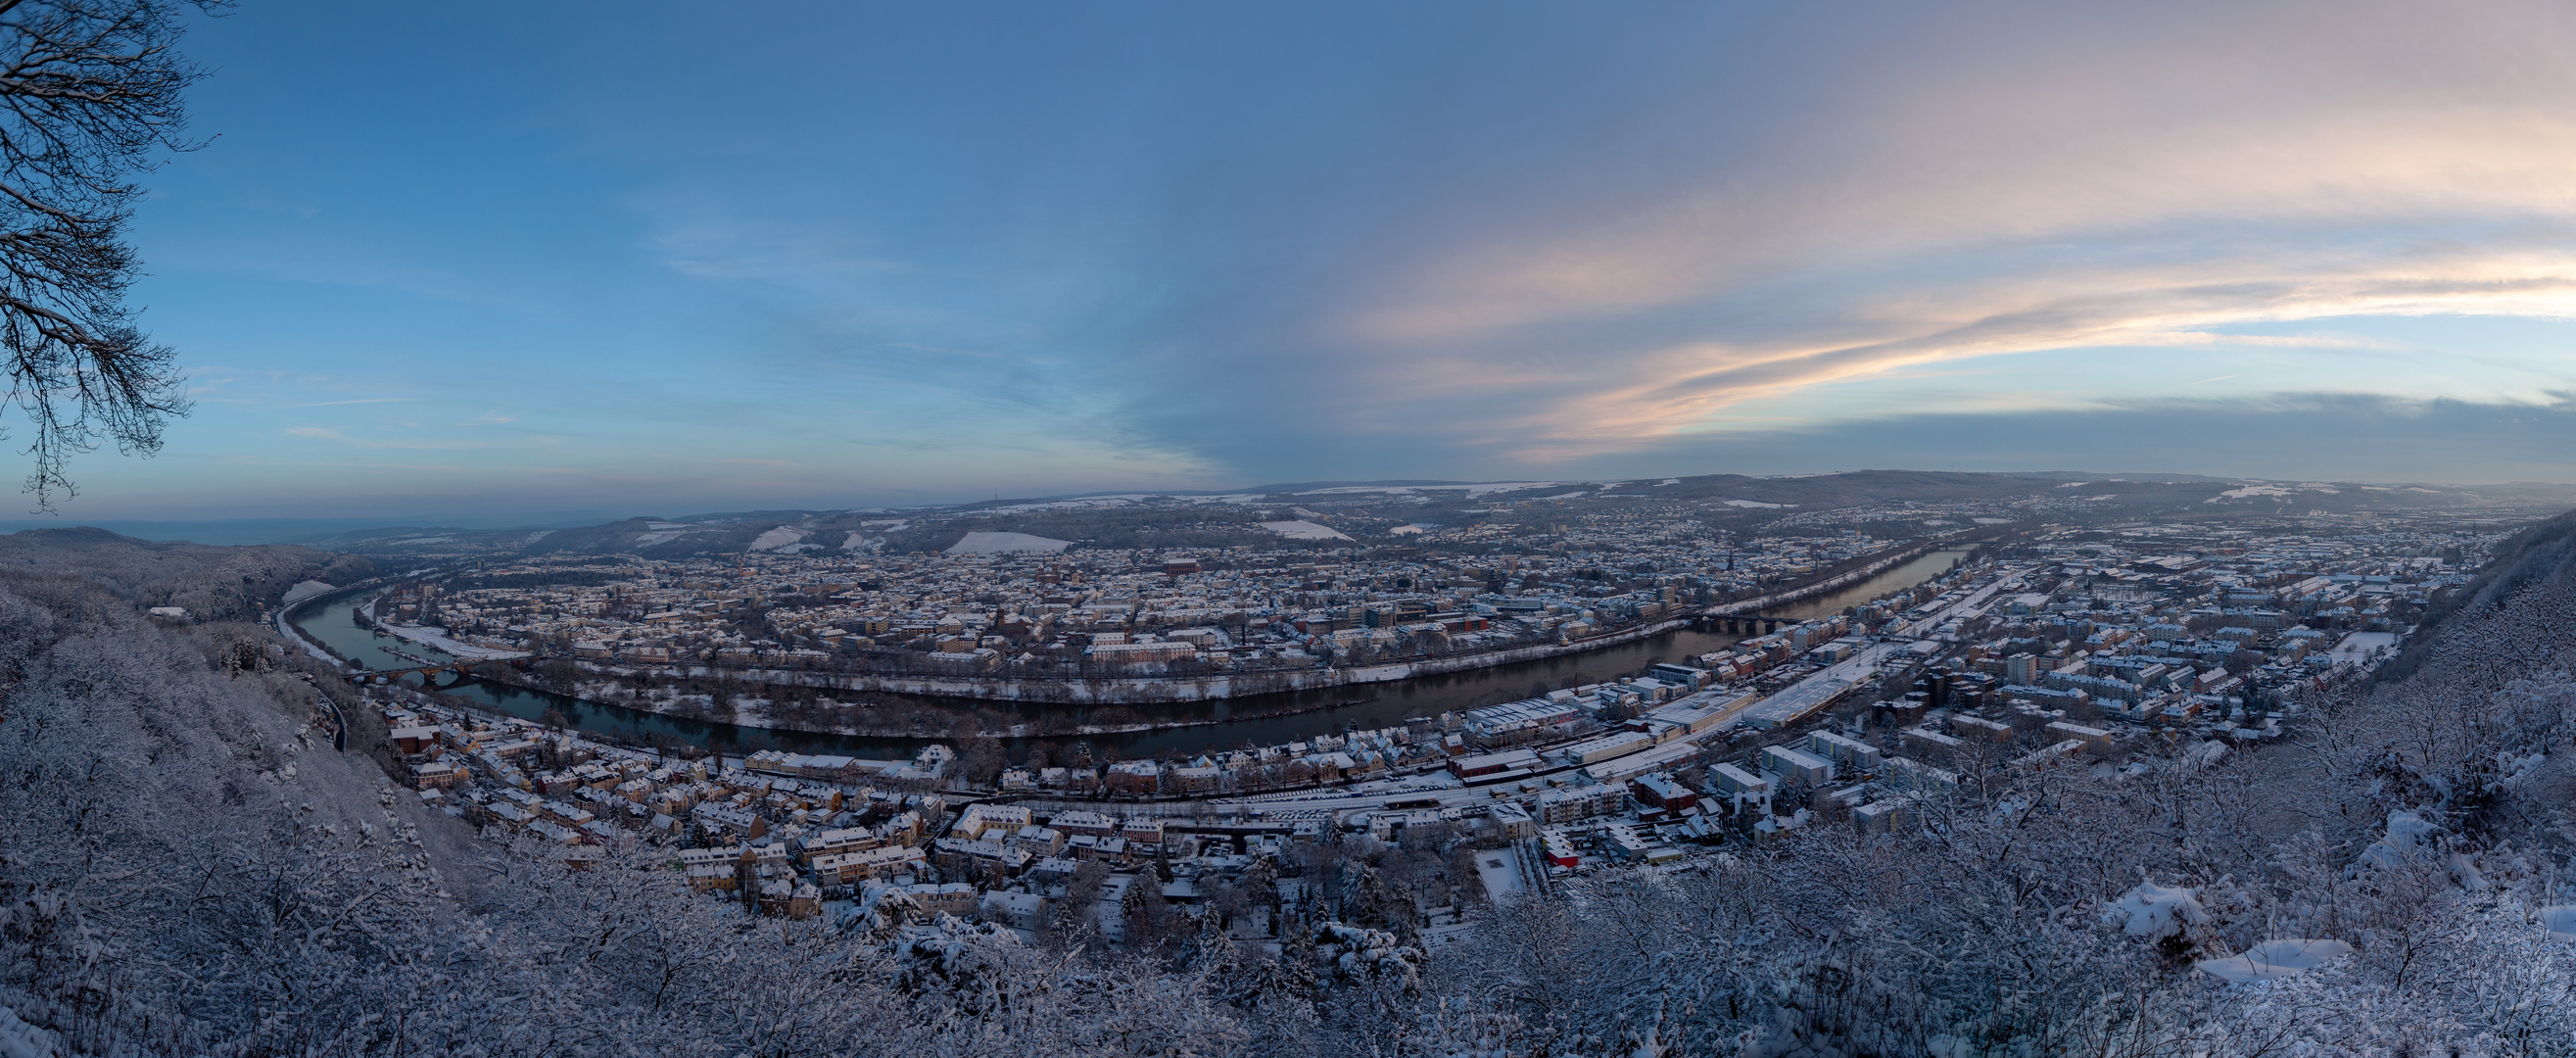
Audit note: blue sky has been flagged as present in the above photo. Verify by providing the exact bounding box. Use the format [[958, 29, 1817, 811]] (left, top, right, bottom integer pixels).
[[24, 0, 2576, 520]]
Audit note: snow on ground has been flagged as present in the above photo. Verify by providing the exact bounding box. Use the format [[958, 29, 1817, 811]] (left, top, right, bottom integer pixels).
[[2196, 938, 2353, 984], [2209, 484, 2292, 501], [945, 531, 1074, 554], [746, 526, 807, 552], [281, 579, 336, 605], [1474, 845, 1527, 903], [2329, 631, 2399, 664], [631, 531, 688, 546], [383, 623, 530, 660], [1389, 525, 1426, 536], [1261, 520, 1354, 541], [1294, 485, 1429, 496], [1291, 481, 1561, 497], [1658, 478, 1681, 486], [275, 611, 345, 667], [1723, 499, 1789, 508], [981, 492, 1269, 509]]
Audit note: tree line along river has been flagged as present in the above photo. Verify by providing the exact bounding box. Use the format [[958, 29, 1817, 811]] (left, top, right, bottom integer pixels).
[[290, 547, 1975, 763]]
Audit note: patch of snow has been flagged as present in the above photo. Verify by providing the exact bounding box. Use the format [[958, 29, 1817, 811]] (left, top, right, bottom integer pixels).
[[1657, 478, 1682, 486], [380, 623, 530, 660], [2181, 740, 2227, 770], [1291, 481, 1563, 498], [1722, 499, 1789, 508], [2359, 809, 2442, 869], [0, 1004, 66, 1058], [2054, 481, 2089, 488], [2113, 880, 2207, 939], [631, 531, 687, 546], [746, 526, 808, 552], [2195, 938, 2354, 984], [2329, 631, 2398, 664], [945, 531, 1074, 554], [281, 579, 336, 606], [2207, 484, 2292, 502], [1261, 520, 1354, 541], [1388, 525, 1426, 536], [1473, 846, 1527, 903], [1972, 517, 2016, 524], [2539, 905, 2576, 940]]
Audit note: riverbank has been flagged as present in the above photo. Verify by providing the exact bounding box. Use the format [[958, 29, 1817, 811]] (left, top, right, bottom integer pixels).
[[373, 620, 531, 660], [722, 612, 1711, 704], [283, 543, 1979, 760], [493, 544, 1977, 746], [1715, 538, 1954, 615]]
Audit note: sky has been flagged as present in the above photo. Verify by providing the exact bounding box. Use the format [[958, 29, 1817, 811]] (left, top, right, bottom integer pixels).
[[19, 0, 2576, 522]]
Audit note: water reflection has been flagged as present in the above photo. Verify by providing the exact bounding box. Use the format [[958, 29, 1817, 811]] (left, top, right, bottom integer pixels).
[[290, 547, 1973, 762]]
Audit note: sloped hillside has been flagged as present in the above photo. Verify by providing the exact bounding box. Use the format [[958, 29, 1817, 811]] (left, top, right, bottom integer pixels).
[[0, 573, 1257, 1056], [1416, 512, 2576, 1056], [0, 528, 374, 620]]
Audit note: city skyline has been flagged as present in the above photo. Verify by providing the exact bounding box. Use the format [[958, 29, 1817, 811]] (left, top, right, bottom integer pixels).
[[31, 0, 2576, 519]]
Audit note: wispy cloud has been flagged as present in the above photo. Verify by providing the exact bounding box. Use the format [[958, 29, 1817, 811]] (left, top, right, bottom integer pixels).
[[71, 1, 2576, 517]]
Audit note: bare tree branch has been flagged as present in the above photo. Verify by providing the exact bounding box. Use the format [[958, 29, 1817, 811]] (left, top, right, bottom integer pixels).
[[0, 0, 212, 509]]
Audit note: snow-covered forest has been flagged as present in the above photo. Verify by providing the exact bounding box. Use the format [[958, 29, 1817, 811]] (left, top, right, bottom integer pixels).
[[14, 514, 2576, 1056]]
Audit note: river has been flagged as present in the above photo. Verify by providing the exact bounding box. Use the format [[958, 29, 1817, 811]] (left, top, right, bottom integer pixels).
[[293, 592, 930, 759], [291, 546, 1976, 762]]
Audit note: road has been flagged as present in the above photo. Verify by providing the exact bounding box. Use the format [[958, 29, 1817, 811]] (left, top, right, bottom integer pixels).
[[1215, 562, 2035, 824], [1892, 563, 2031, 640]]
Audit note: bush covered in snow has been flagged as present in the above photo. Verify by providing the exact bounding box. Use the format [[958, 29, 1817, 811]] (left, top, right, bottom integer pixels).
[[22, 510, 2576, 1054]]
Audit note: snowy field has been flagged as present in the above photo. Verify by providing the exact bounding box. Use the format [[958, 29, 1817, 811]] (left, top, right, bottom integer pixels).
[[944, 531, 1074, 554], [1260, 519, 1353, 541], [384, 623, 530, 660], [2329, 631, 2399, 664], [281, 579, 336, 605], [1474, 846, 1527, 902], [746, 526, 807, 552]]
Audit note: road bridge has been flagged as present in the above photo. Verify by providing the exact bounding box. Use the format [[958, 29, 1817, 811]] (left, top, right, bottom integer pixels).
[[367, 657, 508, 683]]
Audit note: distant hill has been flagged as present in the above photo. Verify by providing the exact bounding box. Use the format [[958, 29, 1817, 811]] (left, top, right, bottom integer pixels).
[[0, 527, 376, 619], [254, 469, 2576, 561]]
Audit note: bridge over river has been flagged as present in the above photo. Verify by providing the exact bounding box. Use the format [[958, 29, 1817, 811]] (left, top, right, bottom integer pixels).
[[291, 544, 1980, 763]]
